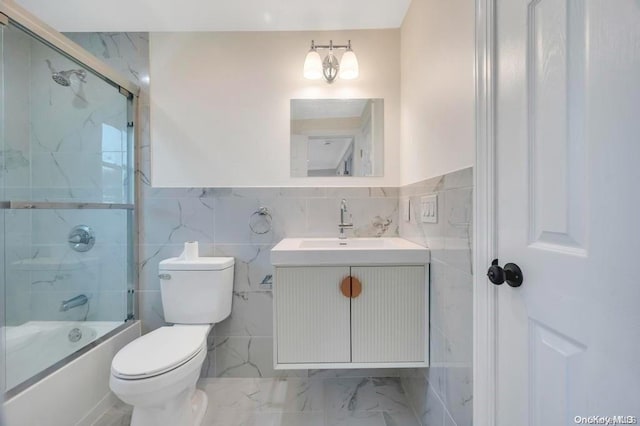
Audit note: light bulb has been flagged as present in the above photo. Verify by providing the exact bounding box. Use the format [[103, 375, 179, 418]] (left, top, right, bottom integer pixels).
[[339, 50, 359, 80], [303, 50, 323, 80]]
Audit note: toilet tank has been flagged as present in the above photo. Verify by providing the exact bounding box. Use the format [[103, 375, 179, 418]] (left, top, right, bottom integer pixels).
[[158, 256, 234, 324]]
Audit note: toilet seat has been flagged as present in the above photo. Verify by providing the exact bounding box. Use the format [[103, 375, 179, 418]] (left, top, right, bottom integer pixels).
[[112, 325, 210, 380]]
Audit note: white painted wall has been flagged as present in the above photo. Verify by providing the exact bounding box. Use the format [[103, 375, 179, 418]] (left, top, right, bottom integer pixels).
[[150, 30, 400, 187], [399, 0, 475, 185]]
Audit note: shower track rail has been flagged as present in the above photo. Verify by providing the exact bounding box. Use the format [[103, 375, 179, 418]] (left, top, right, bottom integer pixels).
[[0, 201, 134, 210]]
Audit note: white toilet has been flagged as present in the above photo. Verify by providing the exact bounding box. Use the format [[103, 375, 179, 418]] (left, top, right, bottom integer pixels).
[[110, 246, 234, 426]]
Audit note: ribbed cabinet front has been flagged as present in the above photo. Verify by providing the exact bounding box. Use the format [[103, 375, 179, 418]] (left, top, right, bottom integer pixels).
[[274, 265, 428, 367], [350, 266, 426, 362], [275, 266, 351, 364]]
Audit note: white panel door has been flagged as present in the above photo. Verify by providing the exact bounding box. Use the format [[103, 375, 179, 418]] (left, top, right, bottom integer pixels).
[[275, 267, 351, 364], [494, 0, 640, 424], [351, 266, 426, 363]]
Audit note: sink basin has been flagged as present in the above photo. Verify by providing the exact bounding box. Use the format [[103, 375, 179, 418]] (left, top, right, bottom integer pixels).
[[298, 238, 386, 249], [271, 237, 430, 266]]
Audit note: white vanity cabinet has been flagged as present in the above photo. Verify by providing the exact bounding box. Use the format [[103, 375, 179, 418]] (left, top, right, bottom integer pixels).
[[274, 264, 428, 369], [350, 266, 426, 363], [275, 266, 351, 364]]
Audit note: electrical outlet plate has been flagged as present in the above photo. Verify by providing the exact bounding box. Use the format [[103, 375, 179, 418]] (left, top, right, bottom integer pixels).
[[420, 195, 438, 223]]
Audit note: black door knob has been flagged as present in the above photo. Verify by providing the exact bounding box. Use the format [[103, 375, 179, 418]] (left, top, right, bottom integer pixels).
[[487, 259, 523, 287], [487, 259, 505, 285]]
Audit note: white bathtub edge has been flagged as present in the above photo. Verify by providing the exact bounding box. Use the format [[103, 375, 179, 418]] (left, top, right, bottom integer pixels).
[[75, 392, 119, 426], [3, 321, 140, 426]]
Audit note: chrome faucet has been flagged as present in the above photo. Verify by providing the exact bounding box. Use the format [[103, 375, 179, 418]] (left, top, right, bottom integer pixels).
[[338, 199, 353, 239], [60, 294, 88, 312]]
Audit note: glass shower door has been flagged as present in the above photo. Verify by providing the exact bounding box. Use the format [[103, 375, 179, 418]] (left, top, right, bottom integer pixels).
[[1, 20, 135, 394], [0, 14, 6, 394]]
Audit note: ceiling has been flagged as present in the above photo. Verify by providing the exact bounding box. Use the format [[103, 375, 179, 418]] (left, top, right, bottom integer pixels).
[[291, 99, 369, 121], [308, 137, 353, 171], [15, 0, 412, 32]]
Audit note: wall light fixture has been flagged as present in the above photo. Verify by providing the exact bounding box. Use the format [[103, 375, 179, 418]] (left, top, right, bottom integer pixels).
[[303, 40, 359, 84]]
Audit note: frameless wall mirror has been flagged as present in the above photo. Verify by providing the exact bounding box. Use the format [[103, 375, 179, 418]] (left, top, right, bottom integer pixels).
[[290, 99, 384, 177]]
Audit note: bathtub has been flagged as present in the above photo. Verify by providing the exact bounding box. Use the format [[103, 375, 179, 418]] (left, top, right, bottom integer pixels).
[[4, 321, 123, 391], [3, 321, 140, 426]]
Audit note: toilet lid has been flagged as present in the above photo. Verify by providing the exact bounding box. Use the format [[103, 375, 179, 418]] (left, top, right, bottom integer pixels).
[[112, 325, 209, 379]]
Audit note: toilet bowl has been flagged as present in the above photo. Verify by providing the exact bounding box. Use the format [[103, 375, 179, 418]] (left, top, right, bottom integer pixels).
[[110, 249, 234, 426], [110, 325, 210, 426]]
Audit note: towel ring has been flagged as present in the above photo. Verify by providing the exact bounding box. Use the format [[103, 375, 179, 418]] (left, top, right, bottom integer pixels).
[[249, 207, 272, 235]]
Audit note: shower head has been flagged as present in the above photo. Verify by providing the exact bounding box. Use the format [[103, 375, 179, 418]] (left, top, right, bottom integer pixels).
[[52, 72, 71, 86], [51, 69, 87, 87]]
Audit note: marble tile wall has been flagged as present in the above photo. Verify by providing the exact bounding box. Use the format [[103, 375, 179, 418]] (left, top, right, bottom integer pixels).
[[399, 167, 473, 426], [139, 186, 399, 379], [67, 32, 402, 379]]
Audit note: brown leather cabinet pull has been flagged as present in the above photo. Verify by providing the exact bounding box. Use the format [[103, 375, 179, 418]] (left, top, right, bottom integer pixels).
[[340, 276, 352, 298], [350, 277, 362, 298], [340, 276, 362, 298]]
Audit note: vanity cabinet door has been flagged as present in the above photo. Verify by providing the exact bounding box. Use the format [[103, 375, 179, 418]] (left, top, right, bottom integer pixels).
[[275, 266, 351, 364], [350, 266, 427, 363]]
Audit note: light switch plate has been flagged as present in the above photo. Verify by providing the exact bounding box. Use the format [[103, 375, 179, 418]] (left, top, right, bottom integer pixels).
[[420, 195, 438, 223], [402, 199, 411, 222]]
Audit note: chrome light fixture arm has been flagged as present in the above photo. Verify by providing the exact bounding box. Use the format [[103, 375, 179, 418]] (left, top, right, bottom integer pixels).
[[311, 40, 353, 50]]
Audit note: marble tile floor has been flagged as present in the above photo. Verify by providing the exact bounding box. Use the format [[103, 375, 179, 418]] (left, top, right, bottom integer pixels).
[[93, 377, 422, 426]]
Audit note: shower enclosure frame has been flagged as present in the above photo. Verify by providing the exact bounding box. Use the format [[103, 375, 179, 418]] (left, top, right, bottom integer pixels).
[[0, 0, 140, 399]]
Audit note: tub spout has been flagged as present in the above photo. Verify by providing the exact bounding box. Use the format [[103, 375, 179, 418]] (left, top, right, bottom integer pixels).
[[60, 294, 88, 312]]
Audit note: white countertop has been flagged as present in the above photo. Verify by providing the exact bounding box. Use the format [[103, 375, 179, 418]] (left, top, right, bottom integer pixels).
[[271, 237, 430, 266]]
